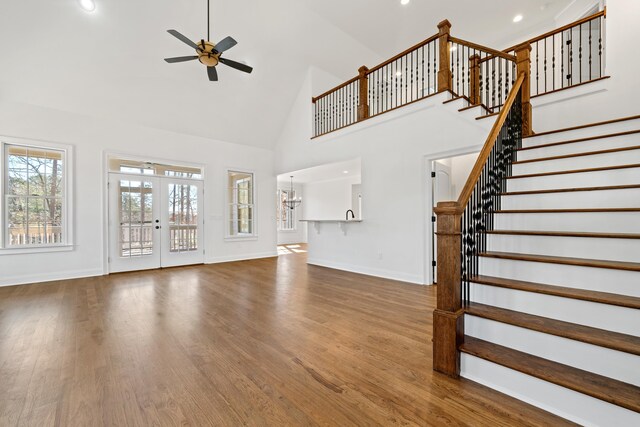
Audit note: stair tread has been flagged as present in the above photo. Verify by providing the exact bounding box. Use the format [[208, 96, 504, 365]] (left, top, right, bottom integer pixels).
[[479, 251, 640, 271], [505, 163, 640, 180], [513, 144, 640, 165], [522, 114, 640, 139], [466, 302, 640, 356], [459, 103, 492, 114], [518, 129, 640, 152], [460, 336, 640, 413], [443, 95, 470, 105], [493, 208, 640, 213], [484, 230, 640, 239], [476, 112, 499, 121], [472, 274, 640, 310], [501, 184, 640, 196]]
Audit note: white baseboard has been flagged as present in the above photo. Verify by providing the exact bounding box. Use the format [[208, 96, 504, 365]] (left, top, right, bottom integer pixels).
[[307, 257, 427, 285], [0, 268, 105, 288], [207, 251, 278, 264]]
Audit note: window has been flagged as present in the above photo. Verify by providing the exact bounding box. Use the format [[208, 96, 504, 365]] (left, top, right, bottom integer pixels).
[[2, 141, 71, 250], [110, 158, 202, 180], [227, 171, 255, 237], [277, 189, 296, 231]]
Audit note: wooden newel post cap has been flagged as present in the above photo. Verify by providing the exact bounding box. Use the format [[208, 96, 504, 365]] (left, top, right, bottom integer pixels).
[[358, 65, 369, 76], [513, 42, 532, 54], [437, 19, 452, 33]]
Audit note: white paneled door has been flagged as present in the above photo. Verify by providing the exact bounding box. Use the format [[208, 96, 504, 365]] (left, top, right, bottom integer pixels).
[[108, 173, 204, 273]]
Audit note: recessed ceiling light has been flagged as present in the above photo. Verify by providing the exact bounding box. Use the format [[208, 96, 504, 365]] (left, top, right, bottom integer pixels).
[[343, 170, 349, 174], [401, 0, 411, 5], [79, 0, 96, 12], [513, 14, 523, 23]]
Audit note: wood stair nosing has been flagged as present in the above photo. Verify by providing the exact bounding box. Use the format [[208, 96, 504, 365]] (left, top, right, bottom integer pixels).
[[458, 103, 492, 114], [471, 275, 640, 310], [460, 336, 640, 413], [493, 208, 640, 214], [513, 145, 640, 165], [504, 163, 640, 180], [484, 230, 640, 239], [522, 114, 640, 139], [518, 129, 640, 152], [443, 95, 470, 105], [476, 112, 499, 121], [500, 184, 640, 196], [479, 251, 640, 272]]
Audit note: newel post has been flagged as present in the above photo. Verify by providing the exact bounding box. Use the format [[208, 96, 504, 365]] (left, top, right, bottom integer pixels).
[[514, 42, 532, 136], [437, 19, 452, 93], [469, 54, 481, 105], [357, 65, 370, 121], [433, 201, 464, 377]]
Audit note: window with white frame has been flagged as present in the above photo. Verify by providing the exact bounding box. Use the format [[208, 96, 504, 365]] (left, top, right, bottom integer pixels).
[[227, 171, 255, 237], [276, 189, 296, 231], [2, 142, 71, 249]]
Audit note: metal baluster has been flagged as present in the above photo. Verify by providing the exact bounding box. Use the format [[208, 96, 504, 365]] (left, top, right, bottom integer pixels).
[[589, 19, 592, 80], [553, 33, 556, 91], [561, 30, 565, 88], [544, 37, 547, 93], [569, 28, 573, 85], [421, 45, 425, 98], [491, 58, 496, 110], [536, 40, 539, 95], [599, 16, 603, 78], [579, 22, 583, 83]]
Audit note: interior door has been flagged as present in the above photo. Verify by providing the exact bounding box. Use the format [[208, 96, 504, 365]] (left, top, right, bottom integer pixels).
[[432, 161, 452, 284], [109, 173, 161, 273], [161, 178, 204, 267]]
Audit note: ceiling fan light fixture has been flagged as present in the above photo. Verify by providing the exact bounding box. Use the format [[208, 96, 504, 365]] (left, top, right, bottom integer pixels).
[[79, 0, 96, 12]]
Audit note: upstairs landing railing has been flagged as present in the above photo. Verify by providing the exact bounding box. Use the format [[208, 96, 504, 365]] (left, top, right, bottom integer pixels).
[[312, 20, 532, 138]]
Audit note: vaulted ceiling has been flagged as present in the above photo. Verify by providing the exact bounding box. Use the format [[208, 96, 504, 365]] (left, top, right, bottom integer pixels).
[[0, 0, 571, 149]]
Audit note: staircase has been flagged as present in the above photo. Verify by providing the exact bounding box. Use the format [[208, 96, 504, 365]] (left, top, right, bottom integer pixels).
[[458, 115, 640, 425]]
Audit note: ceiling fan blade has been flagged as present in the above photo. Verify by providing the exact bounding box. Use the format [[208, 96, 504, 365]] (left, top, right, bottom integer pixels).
[[219, 57, 253, 74], [207, 66, 219, 82], [164, 56, 199, 63], [167, 30, 199, 50], [214, 36, 237, 53]]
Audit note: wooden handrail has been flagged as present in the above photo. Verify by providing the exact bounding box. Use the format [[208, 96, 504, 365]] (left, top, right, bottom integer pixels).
[[449, 37, 516, 62], [455, 73, 525, 211], [367, 33, 439, 74], [312, 76, 359, 103], [503, 9, 606, 53]]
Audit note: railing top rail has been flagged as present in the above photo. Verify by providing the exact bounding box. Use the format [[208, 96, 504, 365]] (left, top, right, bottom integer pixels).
[[449, 36, 517, 62], [367, 33, 439, 74], [503, 8, 606, 53], [455, 72, 525, 211], [312, 75, 359, 103]]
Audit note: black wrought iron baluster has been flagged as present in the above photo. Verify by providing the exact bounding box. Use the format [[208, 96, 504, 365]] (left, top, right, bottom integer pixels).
[[589, 19, 592, 81], [569, 28, 573, 86], [579, 22, 583, 84], [421, 45, 425, 98], [405, 54, 408, 105], [456, 44, 460, 96], [433, 41, 437, 94], [561, 30, 565, 88], [599, 16, 603, 78], [553, 34, 556, 91], [536, 40, 539, 95], [427, 43, 431, 95], [491, 58, 496, 111], [544, 38, 547, 93], [410, 49, 414, 102]]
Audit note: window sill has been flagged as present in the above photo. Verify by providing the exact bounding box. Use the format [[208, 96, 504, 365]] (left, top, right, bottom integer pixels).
[[0, 244, 74, 256], [224, 236, 258, 242]]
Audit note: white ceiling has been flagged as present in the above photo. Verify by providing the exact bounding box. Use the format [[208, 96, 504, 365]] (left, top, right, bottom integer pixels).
[[278, 158, 361, 184], [0, 0, 571, 150]]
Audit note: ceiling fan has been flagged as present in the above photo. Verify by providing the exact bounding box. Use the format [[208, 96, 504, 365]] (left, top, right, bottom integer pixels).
[[164, 0, 253, 81]]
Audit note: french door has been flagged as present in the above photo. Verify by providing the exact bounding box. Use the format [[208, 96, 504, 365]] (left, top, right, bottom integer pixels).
[[108, 173, 204, 273]]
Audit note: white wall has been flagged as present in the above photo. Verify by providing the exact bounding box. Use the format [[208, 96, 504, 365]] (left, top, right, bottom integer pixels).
[[450, 152, 479, 199], [0, 100, 277, 286], [276, 87, 493, 284], [277, 181, 307, 245], [303, 176, 361, 220]]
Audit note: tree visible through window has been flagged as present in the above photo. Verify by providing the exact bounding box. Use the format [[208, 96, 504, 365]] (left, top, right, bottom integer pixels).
[[5, 145, 65, 246], [277, 189, 296, 231], [228, 171, 254, 237]]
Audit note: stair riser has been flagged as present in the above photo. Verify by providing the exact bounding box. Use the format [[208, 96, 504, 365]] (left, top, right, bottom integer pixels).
[[466, 315, 640, 385], [461, 354, 640, 427], [469, 283, 640, 336], [494, 212, 640, 234], [512, 149, 640, 175], [523, 120, 640, 147], [501, 188, 640, 210], [518, 134, 640, 161], [486, 234, 640, 263], [479, 257, 640, 297], [506, 167, 640, 192]]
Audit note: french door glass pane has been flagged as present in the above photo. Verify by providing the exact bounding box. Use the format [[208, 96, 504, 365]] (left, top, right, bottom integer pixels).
[[168, 184, 198, 252], [119, 179, 154, 257]]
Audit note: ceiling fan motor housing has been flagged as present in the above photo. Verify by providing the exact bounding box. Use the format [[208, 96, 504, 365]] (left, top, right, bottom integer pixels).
[[197, 41, 220, 67]]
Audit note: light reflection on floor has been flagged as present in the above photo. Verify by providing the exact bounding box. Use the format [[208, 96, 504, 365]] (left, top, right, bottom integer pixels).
[[277, 243, 307, 255]]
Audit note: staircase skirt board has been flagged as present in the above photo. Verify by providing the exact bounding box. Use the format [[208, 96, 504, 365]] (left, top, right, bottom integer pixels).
[[460, 353, 640, 426], [465, 315, 640, 386]]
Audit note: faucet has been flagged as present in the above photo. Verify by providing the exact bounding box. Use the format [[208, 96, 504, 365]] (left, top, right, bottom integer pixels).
[[346, 209, 355, 221]]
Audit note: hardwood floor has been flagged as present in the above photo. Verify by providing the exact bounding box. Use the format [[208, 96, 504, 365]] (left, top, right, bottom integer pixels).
[[0, 249, 574, 426]]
